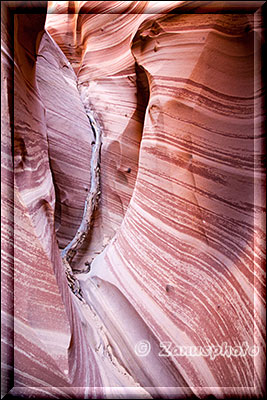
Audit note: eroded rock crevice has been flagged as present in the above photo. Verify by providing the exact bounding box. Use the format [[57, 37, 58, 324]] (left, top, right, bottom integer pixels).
[[61, 104, 102, 266]]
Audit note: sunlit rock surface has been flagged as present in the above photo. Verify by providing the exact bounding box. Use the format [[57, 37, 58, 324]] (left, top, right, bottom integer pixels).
[[1, 1, 266, 398]]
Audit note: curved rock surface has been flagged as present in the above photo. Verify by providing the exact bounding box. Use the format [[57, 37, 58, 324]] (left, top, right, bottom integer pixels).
[[1, 1, 266, 399]]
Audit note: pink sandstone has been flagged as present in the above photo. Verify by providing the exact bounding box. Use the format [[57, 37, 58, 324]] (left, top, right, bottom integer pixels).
[[1, 1, 266, 398]]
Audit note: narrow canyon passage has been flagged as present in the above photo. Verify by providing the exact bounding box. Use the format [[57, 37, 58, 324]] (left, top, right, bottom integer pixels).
[[1, 1, 266, 399]]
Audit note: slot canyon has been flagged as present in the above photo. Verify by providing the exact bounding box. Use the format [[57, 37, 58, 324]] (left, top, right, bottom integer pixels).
[[1, 1, 266, 399]]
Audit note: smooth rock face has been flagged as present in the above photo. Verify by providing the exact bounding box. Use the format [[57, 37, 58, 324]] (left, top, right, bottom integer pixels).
[[36, 30, 93, 249], [2, 7, 71, 397], [1, 1, 266, 399]]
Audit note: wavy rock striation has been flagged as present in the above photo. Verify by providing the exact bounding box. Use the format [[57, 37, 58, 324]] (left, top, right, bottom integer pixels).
[[1, 1, 266, 398]]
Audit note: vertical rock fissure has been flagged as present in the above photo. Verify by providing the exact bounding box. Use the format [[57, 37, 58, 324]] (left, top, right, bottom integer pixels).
[[61, 100, 102, 299]]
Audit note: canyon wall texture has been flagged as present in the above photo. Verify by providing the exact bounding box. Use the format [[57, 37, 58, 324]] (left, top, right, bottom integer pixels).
[[1, 1, 266, 399]]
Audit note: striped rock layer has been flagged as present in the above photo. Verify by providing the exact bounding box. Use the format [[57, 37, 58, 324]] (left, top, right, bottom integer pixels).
[[1, 1, 266, 399]]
